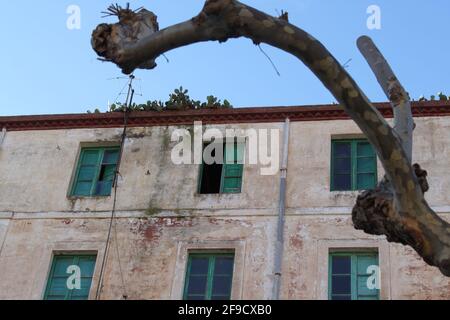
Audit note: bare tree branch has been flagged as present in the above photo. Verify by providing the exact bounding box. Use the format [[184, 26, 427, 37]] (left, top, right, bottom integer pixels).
[[357, 36, 414, 161], [92, 0, 450, 276]]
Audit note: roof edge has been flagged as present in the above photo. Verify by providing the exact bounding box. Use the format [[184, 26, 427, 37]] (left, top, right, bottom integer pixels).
[[2, 101, 450, 131]]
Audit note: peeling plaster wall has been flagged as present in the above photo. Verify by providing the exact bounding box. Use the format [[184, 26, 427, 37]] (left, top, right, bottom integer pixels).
[[0, 124, 281, 213], [0, 215, 276, 300], [287, 117, 450, 208], [282, 214, 450, 300], [0, 117, 449, 299]]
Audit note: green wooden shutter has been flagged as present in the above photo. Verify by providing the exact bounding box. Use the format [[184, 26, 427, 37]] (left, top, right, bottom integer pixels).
[[329, 254, 352, 300], [70, 256, 97, 300], [184, 256, 210, 300], [355, 141, 377, 190], [221, 142, 244, 194], [211, 255, 235, 300], [331, 141, 352, 191], [44, 256, 74, 300], [72, 149, 102, 196], [44, 255, 96, 300], [94, 149, 120, 196], [355, 254, 379, 300]]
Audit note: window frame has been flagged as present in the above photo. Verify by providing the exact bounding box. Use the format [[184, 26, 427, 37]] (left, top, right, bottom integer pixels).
[[183, 252, 235, 300], [69, 146, 120, 198], [330, 139, 377, 191], [44, 253, 97, 301], [328, 251, 380, 300], [197, 140, 244, 195]]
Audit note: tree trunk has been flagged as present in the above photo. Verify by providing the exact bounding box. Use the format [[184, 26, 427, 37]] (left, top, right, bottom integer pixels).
[[91, 0, 450, 276]]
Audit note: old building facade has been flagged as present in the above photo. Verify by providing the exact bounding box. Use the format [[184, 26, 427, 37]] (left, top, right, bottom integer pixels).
[[0, 101, 449, 300]]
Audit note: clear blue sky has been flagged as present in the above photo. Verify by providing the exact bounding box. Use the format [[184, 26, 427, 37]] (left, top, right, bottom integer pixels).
[[1, 0, 449, 116]]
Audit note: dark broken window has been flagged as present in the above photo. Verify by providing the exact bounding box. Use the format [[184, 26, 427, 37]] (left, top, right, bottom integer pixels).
[[199, 142, 223, 194]]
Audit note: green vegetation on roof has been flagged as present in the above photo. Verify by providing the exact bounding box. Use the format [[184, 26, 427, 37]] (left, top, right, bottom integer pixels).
[[88, 87, 232, 114]]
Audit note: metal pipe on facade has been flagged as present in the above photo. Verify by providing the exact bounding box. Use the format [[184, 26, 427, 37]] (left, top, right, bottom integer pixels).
[[272, 118, 290, 300], [0, 128, 6, 147]]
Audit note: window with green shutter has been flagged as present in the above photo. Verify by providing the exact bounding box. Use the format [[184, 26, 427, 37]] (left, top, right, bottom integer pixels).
[[331, 139, 377, 191], [329, 252, 380, 300], [199, 140, 244, 194], [70, 147, 120, 197], [183, 252, 235, 300], [44, 254, 97, 300]]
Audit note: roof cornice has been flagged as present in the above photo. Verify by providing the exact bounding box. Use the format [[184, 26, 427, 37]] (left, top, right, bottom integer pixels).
[[2, 101, 450, 131]]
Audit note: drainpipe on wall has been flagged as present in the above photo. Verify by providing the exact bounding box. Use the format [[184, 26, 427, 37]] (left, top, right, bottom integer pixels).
[[272, 118, 290, 300], [0, 128, 6, 148]]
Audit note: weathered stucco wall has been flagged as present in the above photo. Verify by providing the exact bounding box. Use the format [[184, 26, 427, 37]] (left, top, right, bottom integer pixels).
[[0, 215, 276, 300], [0, 123, 282, 213], [0, 116, 449, 299], [0, 213, 448, 300], [287, 117, 450, 208]]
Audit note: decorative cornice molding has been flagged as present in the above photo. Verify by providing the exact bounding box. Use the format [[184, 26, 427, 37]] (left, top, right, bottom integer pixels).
[[1, 101, 450, 132]]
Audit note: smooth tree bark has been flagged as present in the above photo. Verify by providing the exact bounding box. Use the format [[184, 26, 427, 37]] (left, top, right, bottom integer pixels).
[[357, 36, 414, 161], [353, 36, 438, 270], [91, 0, 450, 276]]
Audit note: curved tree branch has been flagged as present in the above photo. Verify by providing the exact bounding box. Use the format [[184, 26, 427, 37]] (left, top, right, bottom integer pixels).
[[92, 0, 450, 276]]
